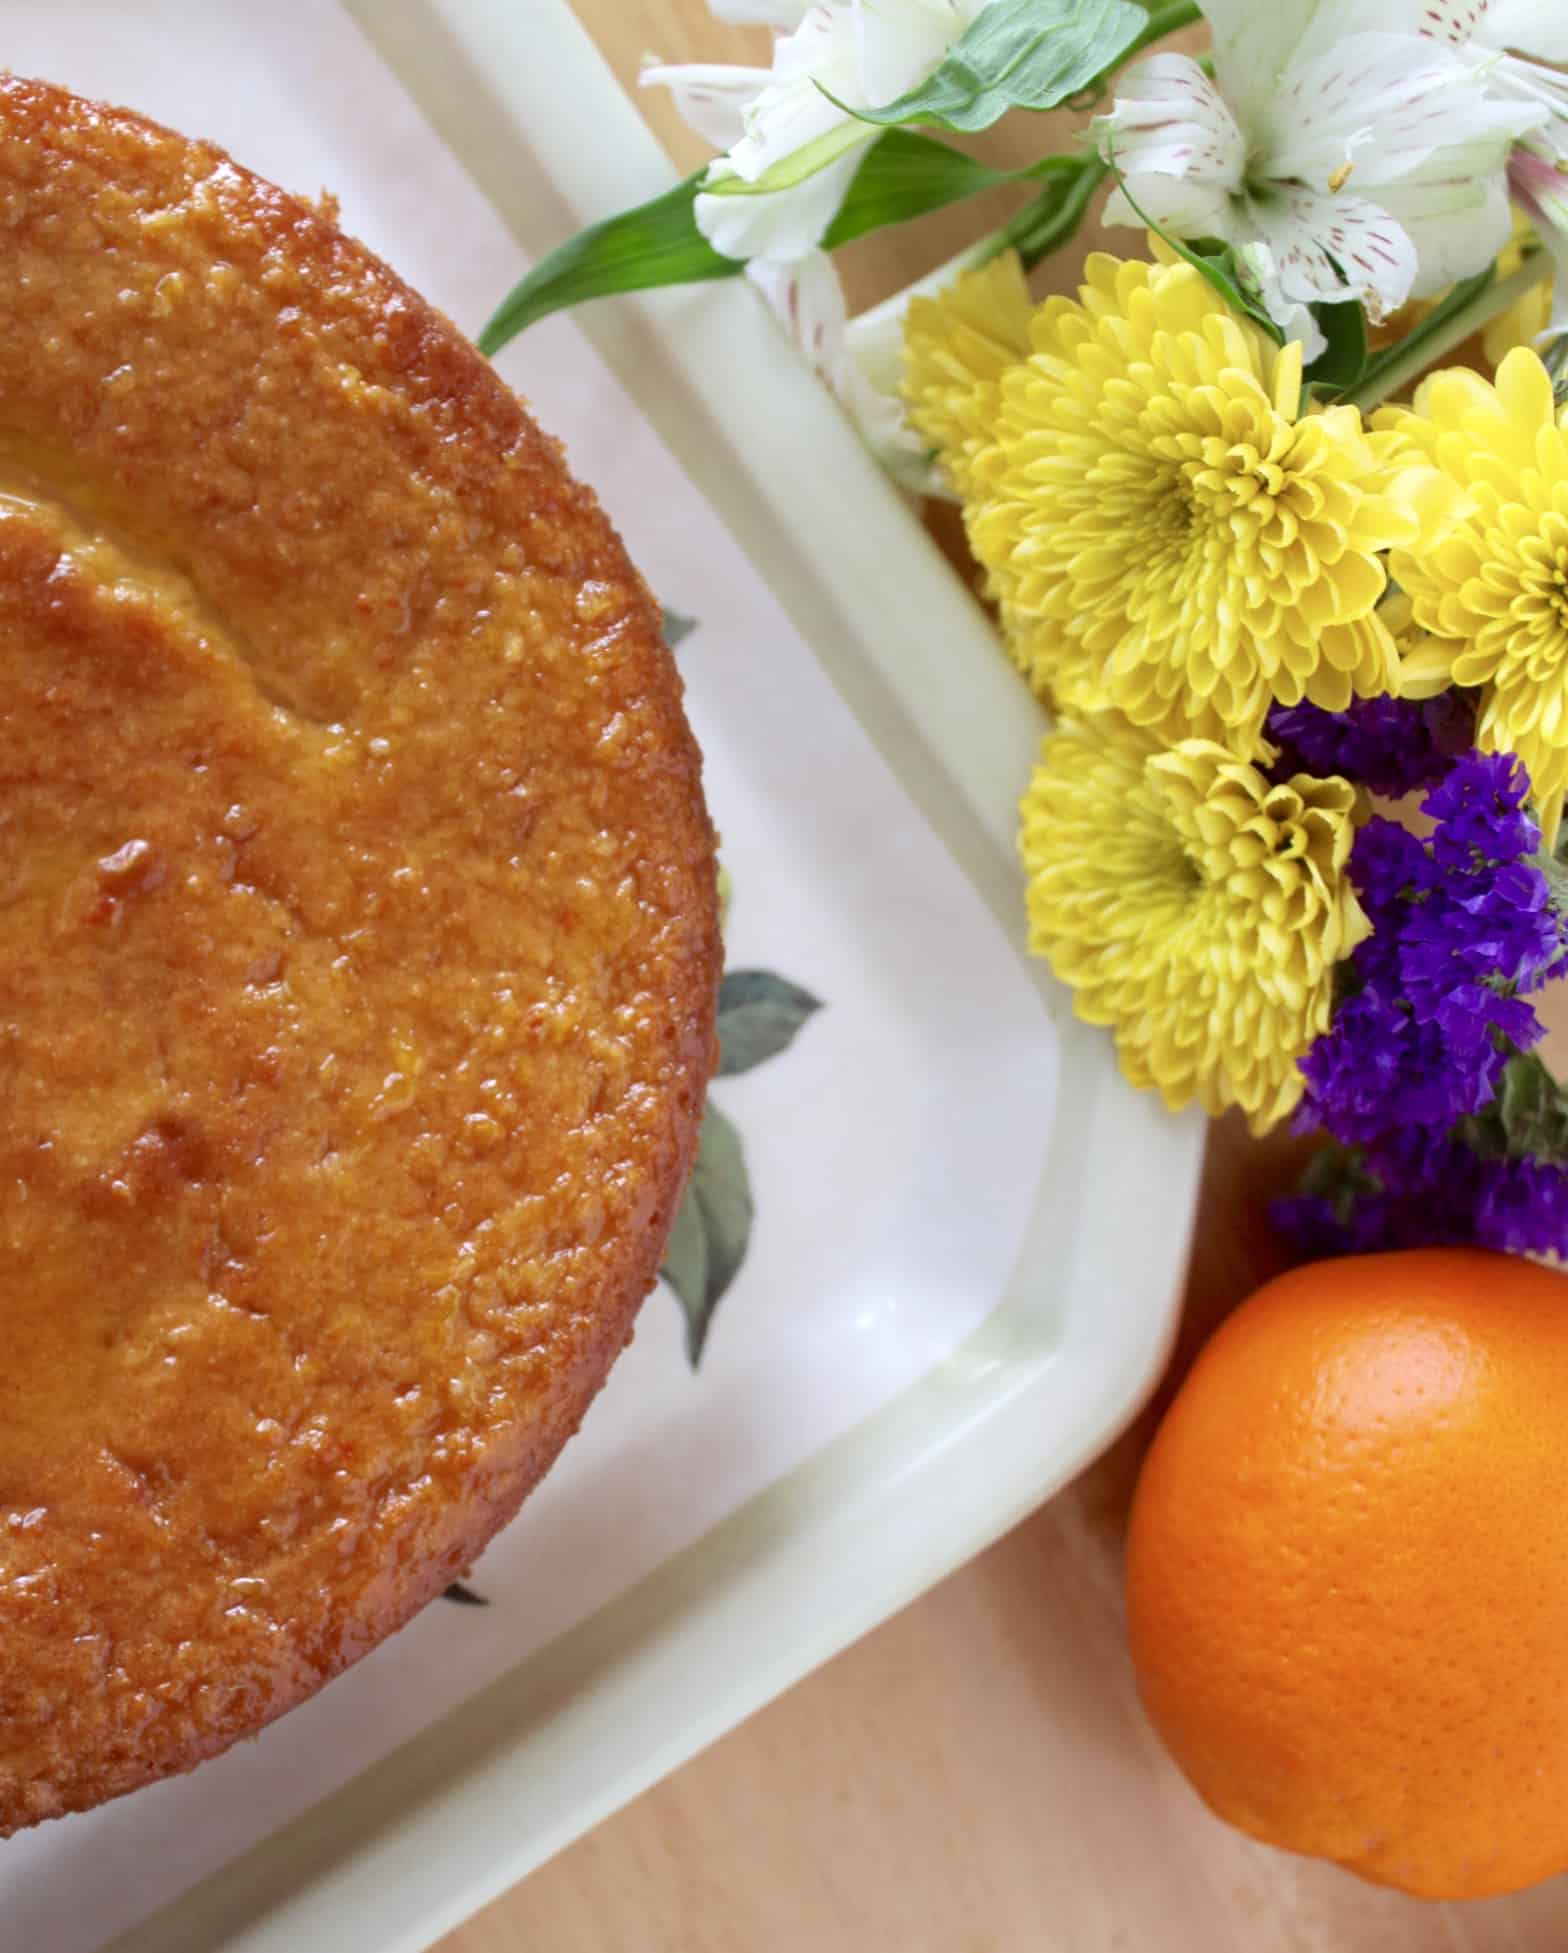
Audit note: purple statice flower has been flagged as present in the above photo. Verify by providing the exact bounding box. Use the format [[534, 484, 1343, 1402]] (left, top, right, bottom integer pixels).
[[1296, 987, 1503, 1141], [1474, 1157, 1568, 1257], [1348, 817, 1440, 920], [1271, 1188, 1397, 1259], [1275, 1130, 1568, 1262], [1399, 867, 1558, 1032], [1294, 754, 1566, 1147], [1423, 750, 1539, 869], [1266, 691, 1475, 799]]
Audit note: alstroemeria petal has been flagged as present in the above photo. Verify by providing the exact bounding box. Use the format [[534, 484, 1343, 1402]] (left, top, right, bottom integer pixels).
[[1486, 52, 1568, 162], [696, 147, 864, 259], [640, 61, 772, 149], [749, 244, 852, 356], [1103, 171, 1244, 247], [1099, 0, 1538, 342], [1204, 0, 1442, 122], [1094, 54, 1245, 192], [721, 13, 859, 181], [643, 2, 992, 267], [1199, 0, 1318, 129], [1267, 34, 1516, 189], [749, 251, 938, 490], [1423, 0, 1568, 159], [855, 0, 993, 105], [1234, 241, 1330, 359], [1374, 144, 1521, 296], [1468, 0, 1568, 62], [1245, 185, 1419, 319]]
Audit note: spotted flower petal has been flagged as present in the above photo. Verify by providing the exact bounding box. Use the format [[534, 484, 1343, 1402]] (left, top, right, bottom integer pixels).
[[1094, 9, 1544, 340], [749, 251, 937, 490], [646, 63, 773, 150], [1098, 55, 1245, 239], [1020, 714, 1368, 1134], [1427, 0, 1568, 161]]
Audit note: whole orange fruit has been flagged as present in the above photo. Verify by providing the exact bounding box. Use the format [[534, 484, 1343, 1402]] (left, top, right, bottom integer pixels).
[[1126, 1247, 1568, 1901]]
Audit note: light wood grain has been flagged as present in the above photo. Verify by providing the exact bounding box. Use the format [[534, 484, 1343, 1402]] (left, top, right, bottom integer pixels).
[[437, 8, 1568, 1947]]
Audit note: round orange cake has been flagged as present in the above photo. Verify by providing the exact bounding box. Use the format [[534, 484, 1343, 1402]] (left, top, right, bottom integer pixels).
[[0, 78, 719, 1832]]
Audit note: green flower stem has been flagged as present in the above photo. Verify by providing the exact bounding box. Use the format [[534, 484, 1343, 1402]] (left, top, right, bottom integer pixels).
[[1126, 0, 1201, 58], [1535, 843, 1568, 921], [1545, 329, 1568, 403], [1347, 259, 1550, 412], [1460, 1047, 1568, 1165], [702, 118, 873, 201], [1000, 156, 1111, 268]]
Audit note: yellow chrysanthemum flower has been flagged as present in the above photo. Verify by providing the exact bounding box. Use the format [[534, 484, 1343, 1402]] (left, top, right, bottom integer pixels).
[[1378, 348, 1568, 839], [1020, 713, 1368, 1134], [997, 601, 1114, 716], [902, 251, 1033, 498], [906, 249, 1444, 754]]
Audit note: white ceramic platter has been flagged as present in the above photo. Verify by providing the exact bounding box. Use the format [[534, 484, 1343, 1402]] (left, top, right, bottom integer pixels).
[[0, 5, 1204, 1948]]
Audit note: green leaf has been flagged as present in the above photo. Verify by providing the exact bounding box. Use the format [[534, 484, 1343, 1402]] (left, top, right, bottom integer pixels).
[[1125, 0, 1201, 58], [1546, 328, 1568, 404], [1295, 1143, 1380, 1228], [481, 135, 1077, 352], [661, 1104, 754, 1367], [1157, 233, 1283, 344], [717, 969, 823, 1076], [478, 1, 1188, 351], [1536, 838, 1568, 920], [1349, 264, 1495, 409], [1173, 239, 1283, 343], [479, 172, 733, 355], [1462, 1051, 1568, 1165], [1302, 299, 1368, 398], [822, 130, 1072, 249], [827, 0, 1150, 133], [662, 607, 699, 651]]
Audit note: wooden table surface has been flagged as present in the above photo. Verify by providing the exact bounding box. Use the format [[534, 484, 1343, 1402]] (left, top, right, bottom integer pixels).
[[440, 8, 1568, 1947]]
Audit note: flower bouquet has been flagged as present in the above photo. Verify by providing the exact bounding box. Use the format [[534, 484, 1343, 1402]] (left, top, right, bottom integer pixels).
[[484, 0, 1568, 1262]]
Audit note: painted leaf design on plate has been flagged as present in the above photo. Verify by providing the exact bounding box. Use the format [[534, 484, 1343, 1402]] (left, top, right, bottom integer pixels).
[[662, 606, 699, 651], [661, 1102, 754, 1368], [716, 969, 823, 1076]]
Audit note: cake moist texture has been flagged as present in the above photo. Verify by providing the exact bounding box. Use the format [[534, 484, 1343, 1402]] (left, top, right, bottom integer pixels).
[[0, 76, 719, 1831]]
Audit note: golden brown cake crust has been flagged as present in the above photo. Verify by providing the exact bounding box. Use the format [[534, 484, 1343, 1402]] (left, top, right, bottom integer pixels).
[[0, 76, 719, 1832]]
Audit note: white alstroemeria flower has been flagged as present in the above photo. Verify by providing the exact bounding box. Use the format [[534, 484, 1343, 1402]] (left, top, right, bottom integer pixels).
[[748, 252, 940, 491], [1424, 0, 1568, 164], [1093, 0, 1546, 357], [644, 0, 992, 264]]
